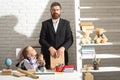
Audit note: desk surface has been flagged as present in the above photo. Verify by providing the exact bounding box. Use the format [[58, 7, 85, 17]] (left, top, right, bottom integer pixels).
[[0, 70, 81, 80]]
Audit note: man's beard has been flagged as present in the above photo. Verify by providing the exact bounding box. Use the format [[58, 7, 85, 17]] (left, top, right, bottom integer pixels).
[[52, 13, 60, 19]]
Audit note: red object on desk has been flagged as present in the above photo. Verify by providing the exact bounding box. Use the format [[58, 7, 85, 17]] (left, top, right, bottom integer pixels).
[[55, 66, 64, 72], [55, 65, 74, 72]]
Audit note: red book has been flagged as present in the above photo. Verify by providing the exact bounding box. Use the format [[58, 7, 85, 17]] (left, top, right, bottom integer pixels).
[[64, 65, 74, 68]]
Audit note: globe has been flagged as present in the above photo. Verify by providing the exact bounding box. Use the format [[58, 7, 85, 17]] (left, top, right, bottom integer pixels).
[[5, 58, 12, 69]]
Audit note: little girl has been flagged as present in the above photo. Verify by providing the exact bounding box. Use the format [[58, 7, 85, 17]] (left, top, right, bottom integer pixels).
[[16, 45, 45, 71]]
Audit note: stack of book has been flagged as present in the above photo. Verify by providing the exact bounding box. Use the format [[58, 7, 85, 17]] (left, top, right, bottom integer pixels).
[[1, 69, 12, 75], [82, 46, 95, 59]]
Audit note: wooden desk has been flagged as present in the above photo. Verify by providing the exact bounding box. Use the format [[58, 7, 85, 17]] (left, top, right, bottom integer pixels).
[[0, 70, 81, 80]]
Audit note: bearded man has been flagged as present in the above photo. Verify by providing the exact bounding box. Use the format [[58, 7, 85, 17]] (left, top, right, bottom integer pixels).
[[39, 2, 73, 69]]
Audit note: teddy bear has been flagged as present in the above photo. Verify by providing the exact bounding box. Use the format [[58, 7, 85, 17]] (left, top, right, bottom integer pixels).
[[36, 54, 44, 64], [81, 29, 92, 44], [94, 28, 108, 44], [80, 22, 94, 44], [36, 54, 46, 72]]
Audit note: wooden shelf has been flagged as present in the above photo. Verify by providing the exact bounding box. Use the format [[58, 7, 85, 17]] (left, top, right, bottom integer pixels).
[[80, 42, 113, 46], [82, 67, 120, 72], [81, 53, 120, 59]]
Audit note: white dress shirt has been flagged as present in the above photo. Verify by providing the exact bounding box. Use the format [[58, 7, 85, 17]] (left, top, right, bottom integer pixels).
[[52, 18, 60, 32]]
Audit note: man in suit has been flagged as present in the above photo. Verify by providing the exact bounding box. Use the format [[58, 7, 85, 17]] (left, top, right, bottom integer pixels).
[[39, 2, 73, 69]]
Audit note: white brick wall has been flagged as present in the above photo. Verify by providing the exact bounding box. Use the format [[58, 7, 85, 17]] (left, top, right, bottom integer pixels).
[[0, 0, 76, 69], [0, 0, 49, 37]]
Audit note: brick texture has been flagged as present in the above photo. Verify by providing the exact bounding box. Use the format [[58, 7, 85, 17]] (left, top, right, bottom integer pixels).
[[0, 0, 76, 69]]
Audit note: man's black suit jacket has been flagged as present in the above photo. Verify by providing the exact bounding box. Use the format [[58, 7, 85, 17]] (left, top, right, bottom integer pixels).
[[39, 18, 73, 69]]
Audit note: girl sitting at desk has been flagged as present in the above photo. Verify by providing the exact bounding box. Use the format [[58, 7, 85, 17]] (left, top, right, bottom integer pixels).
[[16, 45, 46, 71]]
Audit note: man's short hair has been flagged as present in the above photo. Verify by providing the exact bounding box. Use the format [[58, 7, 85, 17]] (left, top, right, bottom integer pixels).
[[50, 2, 61, 9]]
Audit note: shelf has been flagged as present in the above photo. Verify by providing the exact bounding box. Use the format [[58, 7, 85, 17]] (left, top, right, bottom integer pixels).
[[82, 67, 120, 72], [80, 42, 113, 46], [81, 53, 120, 59]]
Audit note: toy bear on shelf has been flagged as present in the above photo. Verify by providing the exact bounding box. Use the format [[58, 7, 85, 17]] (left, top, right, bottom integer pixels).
[[81, 30, 92, 44], [80, 22, 94, 44], [94, 28, 108, 44]]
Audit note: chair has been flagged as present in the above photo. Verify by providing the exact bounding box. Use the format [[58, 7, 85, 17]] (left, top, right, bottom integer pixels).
[[16, 46, 41, 60]]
